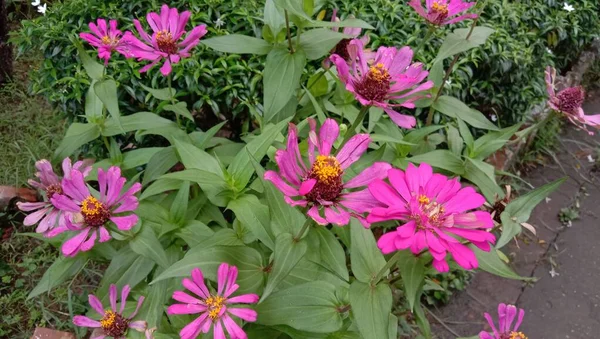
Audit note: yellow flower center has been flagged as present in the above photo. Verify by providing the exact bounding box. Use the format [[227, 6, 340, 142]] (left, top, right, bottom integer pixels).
[[418, 195, 430, 205], [311, 155, 343, 184], [80, 196, 110, 227], [368, 63, 390, 83], [413, 194, 445, 228], [100, 309, 129, 337], [101, 35, 119, 46], [205, 295, 226, 320], [156, 30, 178, 54], [100, 310, 116, 328], [509, 332, 528, 339], [356, 62, 392, 102], [431, 1, 449, 15]]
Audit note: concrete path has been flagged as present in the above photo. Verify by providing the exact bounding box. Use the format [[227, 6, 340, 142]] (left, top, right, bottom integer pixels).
[[429, 99, 600, 339]]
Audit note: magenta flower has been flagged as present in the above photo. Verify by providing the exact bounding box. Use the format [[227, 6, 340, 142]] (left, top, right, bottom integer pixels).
[[127, 4, 208, 76], [479, 303, 527, 339], [167, 264, 259, 339], [79, 19, 133, 65], [330, 40, 434, 129], [264, 118, 391, 227], [50, 166, 141, 257], [367, 163, 495, 272], [408, 0, 478, 26], [17, 158, 92, 235], [323, 9, 371, 69], [545, 66, 600, 134], [73, 284, 148, 339]]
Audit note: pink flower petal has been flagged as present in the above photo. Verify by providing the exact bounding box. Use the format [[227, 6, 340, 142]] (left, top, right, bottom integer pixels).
[[88, 294, 105, 315], [110, 214, 139, 231], [167, 303, 207, 315], [345, 162, 392, 188], [179, 313, 209, 339], [337, 134, 371, 169], [73, 315, 101, 328], [62, 227, 91, 257], [299, 179, 317, 196], [226, 294, 259, 304], [264, 171, 300, 197], [222, 313, 247, 338], [307, 206, 328, 225], [318, 118, 340, 156]]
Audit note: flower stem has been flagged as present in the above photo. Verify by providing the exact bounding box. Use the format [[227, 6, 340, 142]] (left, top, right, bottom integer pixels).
[[167, 74, 181, 127], [102, 136, 111, 153], [294, 218, 313, 242], [339, 105, 369, 149], [372, 251, 403, 286], [284, 10, 295, 54], [414, 25, 436, 57]]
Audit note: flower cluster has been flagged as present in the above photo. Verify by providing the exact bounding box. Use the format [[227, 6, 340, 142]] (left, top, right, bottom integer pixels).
[[409, 0, 478, 26]]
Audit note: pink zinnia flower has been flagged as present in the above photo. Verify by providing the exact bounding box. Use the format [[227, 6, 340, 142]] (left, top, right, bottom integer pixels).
[[545, 66, 600, 134], [50, 166, 141, 257], [128, 4, 208, 76], [73, 284, 148, 339], [79, 19, 133, 65], [17, 158, 92, 235], [367, 163, 495, 272], [264, 118, 391, 227], [479, 303, 527, 339], [167, 264, 259, 339], [330, 40, 434, 129], [323, 9, 370, 69], [408, 0, 478, 26]]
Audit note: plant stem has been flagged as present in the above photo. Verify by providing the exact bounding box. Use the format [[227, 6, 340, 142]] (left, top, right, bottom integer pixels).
[[294, 218, 313, 242], [415, 25, 436, 57], [102, 136, 111, 153], [339, 105, 369, 149], [167, 74, 181, 127], [285, 10, 295, 54], [372, 251, 403, 286]]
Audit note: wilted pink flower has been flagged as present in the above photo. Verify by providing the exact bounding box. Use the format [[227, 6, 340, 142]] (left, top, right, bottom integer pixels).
[[128, 4, 208, 76], [545, 66, 600, 134], [367, 163, 495, 272], [167, 264, 259, 339], [50, 166, 141, 257], [17, 158, 92, 235], [264, 118, 391, 227], [408, 0, 478, 26], [323, 9, 371, 69], [479, 303, 527, 339], [73, 284, 148, 339], [79, 19, 133, 65], [330, 40, 434, 129]]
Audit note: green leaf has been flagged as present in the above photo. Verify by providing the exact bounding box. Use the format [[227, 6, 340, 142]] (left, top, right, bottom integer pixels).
[[428, 59, 444, 88], [164, 102, 194, 121], [457, 117, 474, 152], [130, 226, 170, 268], [256, 281, 343, 333], [433, 96, 499, 131], [307, 18, 374, 29], [303, 85, 327, 122], [77, 43, 103, 80], [54, 123, 100, 160], [435, 26, 495, 61], [160, 170, 227, 194], [299, 29, 347, 60], [228, 194, 275, 249], [263, 48, 307, 123], [261, 167, 306, 236], [140, 83, 175, 101], [473, 123, 522, 160], [349, 281, 392, 339], [274, 0, 312, 20], [496, 178, 566, 248], [308, 71, 329, 97], [463, 158, 503, 202], [121, 147, 163, 170], [97, 251, 156, 300], [314, 227, 349, 281], [264, 0, 285, 36], [408, 150, 465, 175], [28, 255, 87, 299], [203, 34, 273, 55], [173, 139, 223, 176], [350, 219, 386, 283], [94, 79, 121, 124], [140, 178, 182, 200], [447, 125, 463, 156], [262, 233, 308, 301], [175, 220, 214, 247], [471, 246, 532, 281], [142, 147, 178, 185], [170, 181, 190, 224], [102, 112, 177, 137], [388, 314, 398, 339], [153, 245, 264, 294], [85, 82, 103, 121], [396, 251, 425, 311]]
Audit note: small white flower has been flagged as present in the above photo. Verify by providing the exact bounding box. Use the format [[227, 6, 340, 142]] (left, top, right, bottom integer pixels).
[[545, 197, 552, 204], [549, 268, 560, 278], [31, 0, 40, 6], [587, 154, 595, 163], [37, 3, 47, 14], [563, 3, 575, 12], [490, 114, 498, 122], [445, 79, 452, 86], [215, 17, 225, 29], [547, 48, 553, 54]]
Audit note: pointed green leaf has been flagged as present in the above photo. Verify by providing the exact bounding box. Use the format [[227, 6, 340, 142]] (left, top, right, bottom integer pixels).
[[140, 84, 175, 101], [164, 102, 194, 121], [349, 281, 392, 339], [203, 34, 273, 55], [170, 181, 190, 224], [299, 29, 348, 60], [350, 219, 386, 283], [28, 255, 87, 299], [262, 233, 308, 301], [433, 96, 499, 131], [396, 251, 425, 311], [77, 43, 104, 80], [409, 150, 465, 175], [314, 227, 349, 281], [228, 194, 275, 249], [130, 226, 170, 268], [435, 27, 495, 61], [94, 79, 121, 126], [471, 246, 533, 281], [54, 123, 101, 160], [264, 48, 306, 123]]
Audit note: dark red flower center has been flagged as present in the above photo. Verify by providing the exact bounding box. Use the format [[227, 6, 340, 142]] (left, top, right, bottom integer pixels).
[[354, 62, 391, 102], [45, 184, 63, 200], [80, 196, 111, 227], [331, 38, 352, 61], [555, 86, 585, 115], [100, 310, 129, 337], [430, 2, 450, 24], [156, 30, 178, 55], [304, 155, 344, 203]]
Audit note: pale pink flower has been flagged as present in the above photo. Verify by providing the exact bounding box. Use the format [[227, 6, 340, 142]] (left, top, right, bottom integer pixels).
[[73, 284, 148, 339], [322, 9, 371, 69], [50, 166, 141, 257], [545, 66, 600, 134], [127, 4, 208, 76], [330, 40, 434, 129], [479, 303, 527, 339], [264, 118, 391, 227], [80, 19, 133, 65], [167, 264, 259, 339], [367, 163, 495, 272], [17, 158, 92, 235], [409, 0, 478, 26]]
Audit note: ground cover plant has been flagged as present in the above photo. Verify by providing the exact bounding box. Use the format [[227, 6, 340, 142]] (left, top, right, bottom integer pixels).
[[14, 0, 600, 338]]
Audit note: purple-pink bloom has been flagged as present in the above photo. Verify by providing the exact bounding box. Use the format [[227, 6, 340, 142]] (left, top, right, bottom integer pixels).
[[50, 166, 141, 257], [479, 303, 527, 339], [408, 0, 478, 26], [330, 40, 434, 129], [264, 118, 391, 227], [367, 163, 495, 272], [127, 4, 208, 76], [17, 158, 92, 235], [73, 284, 148, 339], [167, 263, 259, 339], [323, 9, 371, 69], [545, 66, 600, 134], [79, 19, 133, 65]]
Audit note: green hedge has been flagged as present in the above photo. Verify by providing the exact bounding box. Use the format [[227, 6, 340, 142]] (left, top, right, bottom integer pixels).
[[12, 0, 600, 127]]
